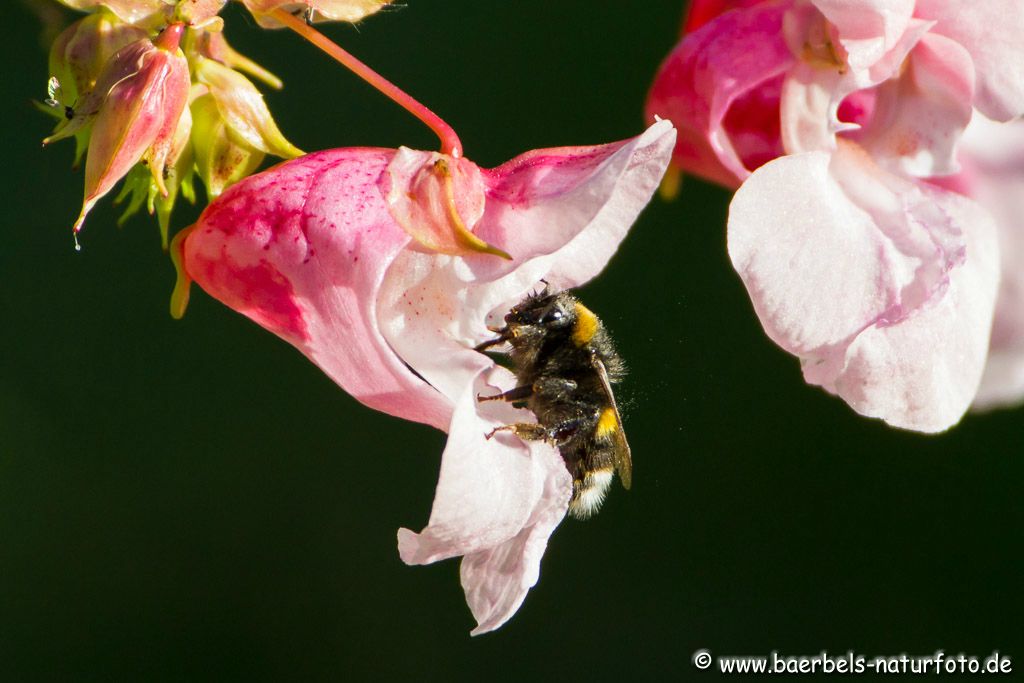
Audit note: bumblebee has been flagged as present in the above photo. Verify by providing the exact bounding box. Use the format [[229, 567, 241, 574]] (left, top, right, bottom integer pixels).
[[475, 288, 632, 519]]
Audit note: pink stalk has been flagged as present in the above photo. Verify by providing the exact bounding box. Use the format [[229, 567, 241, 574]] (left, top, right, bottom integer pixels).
[[268, 8, 463, 157]]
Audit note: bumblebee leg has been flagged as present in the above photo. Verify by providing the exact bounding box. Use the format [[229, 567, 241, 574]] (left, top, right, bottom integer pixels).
[[477, 385, 533, 403], [474, 331, 509, 352], [485, 411, 598, 445], [485, 423, 548, 441]]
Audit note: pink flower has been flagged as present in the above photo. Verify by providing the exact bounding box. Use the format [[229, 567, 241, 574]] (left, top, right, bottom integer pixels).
[[647, 0, 1024, 431], [647, 0, 1024, 186], [645, 0, 792, 187], [951, 116, 1024, 409], [173, 121, 676, 633]]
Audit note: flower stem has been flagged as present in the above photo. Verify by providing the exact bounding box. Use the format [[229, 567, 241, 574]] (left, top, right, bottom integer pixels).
[[267, 8, 463, 157]]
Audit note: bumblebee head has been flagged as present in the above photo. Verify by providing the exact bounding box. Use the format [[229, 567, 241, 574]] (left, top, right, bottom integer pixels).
[[504, 291, 576, 331]]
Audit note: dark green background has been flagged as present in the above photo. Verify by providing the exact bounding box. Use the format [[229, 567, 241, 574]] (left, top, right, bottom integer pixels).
[[3, 1, 1021, 679]]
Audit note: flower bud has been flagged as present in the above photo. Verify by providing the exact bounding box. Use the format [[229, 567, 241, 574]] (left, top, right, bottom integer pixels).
[[56, 0, 174, 26], [194, 57, 302, 159], [49, 11, 148, 108], [193, 30, 282, 90], [153, 103, 196, 246], [71, 23, 191, 237], [173, 0, 228, 28], [45, 11, 148, 164], [190, 91, 265, 199], [242, 0, 391, 28], [116, 98, 196, 247]]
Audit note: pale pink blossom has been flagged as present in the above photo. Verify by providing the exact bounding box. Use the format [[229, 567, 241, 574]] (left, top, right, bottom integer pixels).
[[728, 141, 998, 431], [175, 121, 676, 632], [951, 116, 1024, 409], [647, 0, 1024, 431]]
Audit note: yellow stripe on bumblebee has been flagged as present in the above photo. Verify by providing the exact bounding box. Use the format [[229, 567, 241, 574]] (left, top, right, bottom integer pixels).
[[595, 407, 618, 440], [571, 302, 599, 346]]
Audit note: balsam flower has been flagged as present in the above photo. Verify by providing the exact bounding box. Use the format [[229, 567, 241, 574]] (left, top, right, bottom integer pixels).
[[171, 120, 676, 633], [648, 0, 1024, 187], [647, 0, 1024, 431], [950, 116, 1024, 409]]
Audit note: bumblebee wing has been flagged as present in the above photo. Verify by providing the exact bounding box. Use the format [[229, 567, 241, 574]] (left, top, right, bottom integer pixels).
[[591, 354, 632, 490]]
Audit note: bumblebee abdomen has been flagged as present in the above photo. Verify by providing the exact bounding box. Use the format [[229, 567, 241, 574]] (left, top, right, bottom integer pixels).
[[560, 432, 619, 520], [569, 468, 614, 519]]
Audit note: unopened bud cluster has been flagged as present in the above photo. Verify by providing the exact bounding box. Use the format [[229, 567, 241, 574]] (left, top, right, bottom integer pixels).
[[41, 0, 390, 247]]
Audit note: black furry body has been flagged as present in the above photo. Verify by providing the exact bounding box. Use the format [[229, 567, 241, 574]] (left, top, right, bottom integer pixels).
[[476, 290, 632, 518]]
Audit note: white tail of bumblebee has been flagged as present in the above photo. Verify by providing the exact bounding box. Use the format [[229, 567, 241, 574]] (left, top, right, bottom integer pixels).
[[568, 469, 614, 519]]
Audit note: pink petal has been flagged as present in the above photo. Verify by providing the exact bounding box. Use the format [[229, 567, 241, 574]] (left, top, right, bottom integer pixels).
[[728, 142, 999, 431], [831, 205, 997, 431], [914, 0, 1024, 121], [460, 456, 569, 636], [974, 354, 1024, 411], [646, 1, 793, 187], [811, 0, 914, 69], [780, 15, 930, 154], [780, 61, 846, 153], [397, 368, 571, 635], [182, 148, 451, 430], [475, 119, 677, 287], [958, 117, 1024, 408], [856, 32, 974, 177], [683, 0, 769, 33], [395, 366, 573, 573]]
